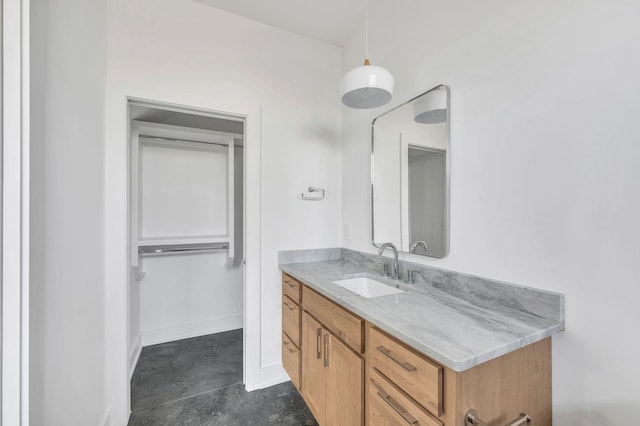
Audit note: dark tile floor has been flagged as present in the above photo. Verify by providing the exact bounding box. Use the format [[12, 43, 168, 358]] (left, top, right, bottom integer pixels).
[[128, 330, 317, 426]]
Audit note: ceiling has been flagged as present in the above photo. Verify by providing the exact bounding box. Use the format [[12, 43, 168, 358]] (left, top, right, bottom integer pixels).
[[193, 0, 364, 47]]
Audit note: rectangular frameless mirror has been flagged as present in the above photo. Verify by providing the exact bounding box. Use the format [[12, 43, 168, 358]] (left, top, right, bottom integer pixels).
[[371, 85, 450, 258]]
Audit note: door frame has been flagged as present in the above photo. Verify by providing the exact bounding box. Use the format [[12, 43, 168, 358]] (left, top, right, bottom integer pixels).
[[2, 0, 30, 423], [104, 92, 262, 425]]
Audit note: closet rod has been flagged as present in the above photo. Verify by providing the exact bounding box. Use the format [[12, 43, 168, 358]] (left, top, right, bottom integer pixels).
[[139, 244, 229, 255], [139, 135, 233, 148]]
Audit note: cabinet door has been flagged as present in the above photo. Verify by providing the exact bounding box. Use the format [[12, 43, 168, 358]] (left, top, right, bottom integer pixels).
[[282, 332, 301, 391], [302, 312, 325, 425], [326, 332, 364, 426], [282, 294, 301, 347]]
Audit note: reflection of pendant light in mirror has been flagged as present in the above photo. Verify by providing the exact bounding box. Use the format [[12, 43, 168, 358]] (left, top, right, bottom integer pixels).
[[340, 0, 394, 109], [413, 88, 447, 124]]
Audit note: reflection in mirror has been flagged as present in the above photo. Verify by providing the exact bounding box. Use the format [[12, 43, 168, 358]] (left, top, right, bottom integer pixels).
[[372, 85, 449, 258]]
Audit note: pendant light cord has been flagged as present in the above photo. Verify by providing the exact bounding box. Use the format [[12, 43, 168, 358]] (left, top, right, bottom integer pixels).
[[365, 0, 369, 60]]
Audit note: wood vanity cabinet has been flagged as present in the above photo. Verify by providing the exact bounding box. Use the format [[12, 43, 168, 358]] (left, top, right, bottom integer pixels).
[[365, 324, 552, 426], [366, 325, 443, 424], [301, 312, 327, 422], [281, 273, 552, 426], [281, 273, 302, 390], [301, 286, 364, 426], [367, 367, 442, 426]]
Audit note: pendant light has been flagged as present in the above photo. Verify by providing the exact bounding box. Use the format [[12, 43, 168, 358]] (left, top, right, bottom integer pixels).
[[340, 0, 394, 109], [413, 88, 447, 124]]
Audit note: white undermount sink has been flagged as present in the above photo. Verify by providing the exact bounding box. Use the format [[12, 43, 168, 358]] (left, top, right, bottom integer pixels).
[[332, 276, 405, 298]]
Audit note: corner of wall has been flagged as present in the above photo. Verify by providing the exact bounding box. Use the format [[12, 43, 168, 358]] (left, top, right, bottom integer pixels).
[[128, 332, 142, 379]]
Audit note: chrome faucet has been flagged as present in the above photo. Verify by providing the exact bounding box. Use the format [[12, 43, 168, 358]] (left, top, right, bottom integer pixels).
[[410, 240, 429, 254], [378, 242, 399, 280]]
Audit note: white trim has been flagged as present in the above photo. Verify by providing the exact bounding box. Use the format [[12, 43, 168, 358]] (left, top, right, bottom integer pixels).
[[128, 333, 142, 380], [253, 375, 289, 390], [244, 363, 287, 392], [226, 140, 234, 262], [2, 0, 30, 424], [104, 91, 263, 425], [140, 316, 243, 347], [244, 105, 263, 387]]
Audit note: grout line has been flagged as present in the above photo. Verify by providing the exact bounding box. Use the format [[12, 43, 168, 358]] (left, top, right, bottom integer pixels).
[[133, 381, 244, 412]]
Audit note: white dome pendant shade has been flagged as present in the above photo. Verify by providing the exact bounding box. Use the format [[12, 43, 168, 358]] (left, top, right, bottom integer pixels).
[[413, 88, 447, 124], [340, 59, 395, 109], [340, 0, 394, 109]]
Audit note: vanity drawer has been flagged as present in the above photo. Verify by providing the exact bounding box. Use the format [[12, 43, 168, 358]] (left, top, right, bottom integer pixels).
[[303, 286, 364, 353], [282, 295, 301, 347], [368, 326, 442, 416], [367, 368, 442, 426], [282, 332, 301, 390], [282, 273, 301, 303]]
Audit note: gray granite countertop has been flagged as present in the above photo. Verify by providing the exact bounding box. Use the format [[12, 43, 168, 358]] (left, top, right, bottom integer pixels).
[[279, 248, 564, 372]]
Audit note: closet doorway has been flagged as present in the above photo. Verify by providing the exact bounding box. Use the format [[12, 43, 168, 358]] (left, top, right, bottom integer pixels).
[[126, 100, 245, 419]]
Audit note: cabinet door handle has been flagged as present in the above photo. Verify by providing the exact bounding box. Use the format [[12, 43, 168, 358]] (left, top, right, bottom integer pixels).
[[283, 279, 295, 289], [376, 345, 417, 372], [283, 340, 296, 354], [283, 301, 295, 311], [316, 328, 322, 359], [465, 409, 531, 426], [323, 334, 330, 368], [376, 389, 418, 425]]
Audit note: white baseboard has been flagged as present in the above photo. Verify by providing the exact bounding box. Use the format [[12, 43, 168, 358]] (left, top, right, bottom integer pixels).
[[129, 333, 142, 379], [245, 362, 289, 392], [141, 315, 243, 347], [254, 374, 290, 390]]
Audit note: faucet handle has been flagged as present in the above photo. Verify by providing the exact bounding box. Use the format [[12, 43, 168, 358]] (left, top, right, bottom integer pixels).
[[383, 263, 389, 277], [407, 270, 416, 284]]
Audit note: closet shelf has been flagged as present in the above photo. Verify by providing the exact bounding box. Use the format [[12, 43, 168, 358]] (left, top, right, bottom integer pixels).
[[138, 241, 229, 256], [138, 237, 230, 256], [138, 236, 230, 247]]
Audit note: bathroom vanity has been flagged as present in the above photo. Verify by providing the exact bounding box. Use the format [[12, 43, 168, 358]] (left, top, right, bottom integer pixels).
[[279, 248, 564, 426]]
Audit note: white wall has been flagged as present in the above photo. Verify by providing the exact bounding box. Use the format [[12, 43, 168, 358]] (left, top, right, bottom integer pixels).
[[342, 1, 640, 424], [105, 1, 342, 423], [139, 139, 230, 239], [128, 267, 141, 377], [30, 0, 108, 424], [139, 252, 243, 345]]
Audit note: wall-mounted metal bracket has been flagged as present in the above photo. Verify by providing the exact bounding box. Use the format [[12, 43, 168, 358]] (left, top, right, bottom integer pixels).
[[297, 186, 325, 201]]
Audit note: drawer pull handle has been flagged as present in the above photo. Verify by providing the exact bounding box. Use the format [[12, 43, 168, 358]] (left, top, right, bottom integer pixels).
[[376, 345, 417, 372], [283, 340, 296, 354], [465, 409, 531, 426], [284, 280, 296, 289], [283, 301, 296, 311], [377, 389, 418, 425], [323, 334, 330, 367], [316, 328, 322, 359]]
